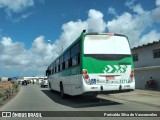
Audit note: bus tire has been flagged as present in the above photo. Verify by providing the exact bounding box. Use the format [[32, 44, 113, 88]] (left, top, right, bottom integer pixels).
[[92, 93, 98, 98], [60, 83, 65, 99]]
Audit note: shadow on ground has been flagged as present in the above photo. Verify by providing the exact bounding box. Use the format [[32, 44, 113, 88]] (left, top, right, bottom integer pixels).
[[41, 89, 122, 108]]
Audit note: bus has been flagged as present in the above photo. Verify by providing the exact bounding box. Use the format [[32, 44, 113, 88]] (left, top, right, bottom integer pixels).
[[46, 30, 135, 98]]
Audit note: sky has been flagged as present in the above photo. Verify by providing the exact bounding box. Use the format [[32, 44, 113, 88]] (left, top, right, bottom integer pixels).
[[0, 0, 160, 77]]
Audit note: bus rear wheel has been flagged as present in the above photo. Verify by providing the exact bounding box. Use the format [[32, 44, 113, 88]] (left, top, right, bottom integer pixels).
[[60, 83, 65, 99]]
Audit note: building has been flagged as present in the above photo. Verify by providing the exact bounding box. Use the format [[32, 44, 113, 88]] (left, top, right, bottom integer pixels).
[[132, 40, 160, 90], [23, 76, 47, 83]]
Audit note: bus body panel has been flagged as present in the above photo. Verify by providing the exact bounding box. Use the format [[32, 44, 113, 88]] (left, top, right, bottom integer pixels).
[[48, 66, 84, 96]]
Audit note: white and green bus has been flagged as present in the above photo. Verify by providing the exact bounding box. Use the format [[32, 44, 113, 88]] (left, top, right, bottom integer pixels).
[[46, 30, 135, 98]]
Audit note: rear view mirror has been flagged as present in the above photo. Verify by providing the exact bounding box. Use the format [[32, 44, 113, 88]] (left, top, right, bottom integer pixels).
[[46, 70, 51, 76]]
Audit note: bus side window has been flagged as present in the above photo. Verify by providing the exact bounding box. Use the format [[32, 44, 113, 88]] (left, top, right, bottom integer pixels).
[[78, 53, 80, 64], [62, 62, 65, 70], [69, 58, 72, 67], [58, 64, 60, 72], [46, 70, 51, 76], [54, 67, 56, 73], [71, 42, 80, 66], [64, 50, 70, 69], [52, 68, 54, 74], [65, 60, 69, 69], [60, 63, 62, 71], [56, 66, 59, 73], [60, 56, 63, 71], [72, 55, 78, 66]]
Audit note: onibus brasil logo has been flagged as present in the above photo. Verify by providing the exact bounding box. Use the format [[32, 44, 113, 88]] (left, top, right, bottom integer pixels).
[[103, 65, 128, 73]]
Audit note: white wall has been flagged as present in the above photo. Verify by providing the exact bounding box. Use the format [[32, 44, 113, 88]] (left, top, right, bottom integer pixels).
[[132, 42, 160, 68]]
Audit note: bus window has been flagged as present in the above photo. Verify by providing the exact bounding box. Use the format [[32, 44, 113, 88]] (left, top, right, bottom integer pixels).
[[56, 59, 59, 66], [71, 42, 80, 67], [60, 56, 63, 64], [72, 55, 78, 66], [64, 50, 70, 69], [84, 35, 131, 60], [52, 68, 54, 74], [62, 62, 65, 70], [58, 64, 60, 72], [71, 42, 80, 57], [60, 63, 63, 71], [69, 58, 72, 67], [65, 60, 69, 69], [64, 50, 70, 61], [46, 69, 51, 76]]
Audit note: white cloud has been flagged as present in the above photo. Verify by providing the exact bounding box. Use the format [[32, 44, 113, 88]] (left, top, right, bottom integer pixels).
[[156, 0, 160, 6], [53, 9, 106, 54], [125, 0, 136, 8], [150, 0, 160, 24], [132, 4, 145, 14], [60, 20, 88, 48], [12, 12, 34, 22], [0, 0, 34, 13], [0, 36, 55, 76], [106, 0, 160, 48], [125, 0, 145, 14], [108, 7, 117, 16], [106, 10, 152, 47], [152, 6, 160, 23], [138, 30, 160, 46], [0, 37, 27, 66], [87, 9, 106, 32], [0, 0, 41, 22]]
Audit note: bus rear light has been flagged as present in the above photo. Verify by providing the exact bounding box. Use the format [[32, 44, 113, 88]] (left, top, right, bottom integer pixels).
[[130, 69, 134, 78], [84, 74, 89, 79], [128, 69, 134, 83], [130, 74, 134, 78], [83, 69, 88, 74]]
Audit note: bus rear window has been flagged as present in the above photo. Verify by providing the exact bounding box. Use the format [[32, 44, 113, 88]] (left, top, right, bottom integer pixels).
[[84, 35, 131, 55]]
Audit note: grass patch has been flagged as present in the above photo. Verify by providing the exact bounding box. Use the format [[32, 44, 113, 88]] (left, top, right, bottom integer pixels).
[[0, 81, 19, 105]]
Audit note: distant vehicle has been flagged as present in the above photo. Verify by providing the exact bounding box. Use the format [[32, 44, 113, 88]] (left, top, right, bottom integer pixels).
[[46, 30, 135, 98], [26, 80, 30, 84], [22, 80, 28, 85], [41, 78, 48, 88], [18, 80, 23, 84]]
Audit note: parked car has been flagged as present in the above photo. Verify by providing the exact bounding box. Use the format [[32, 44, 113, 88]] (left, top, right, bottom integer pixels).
[[41, 78, 48, 88], [18, 79, 24, 84], [22, 80, 28, 85]]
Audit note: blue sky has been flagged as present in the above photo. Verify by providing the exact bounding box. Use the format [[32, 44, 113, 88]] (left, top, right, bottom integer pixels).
[[0, 0, 160, 77]]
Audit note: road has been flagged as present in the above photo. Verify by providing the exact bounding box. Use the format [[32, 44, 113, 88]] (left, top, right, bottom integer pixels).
[[0, 84, 160, 120]]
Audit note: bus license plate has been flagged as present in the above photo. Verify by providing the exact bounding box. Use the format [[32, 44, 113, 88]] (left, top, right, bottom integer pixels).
[[106, 76, 115, 80]]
